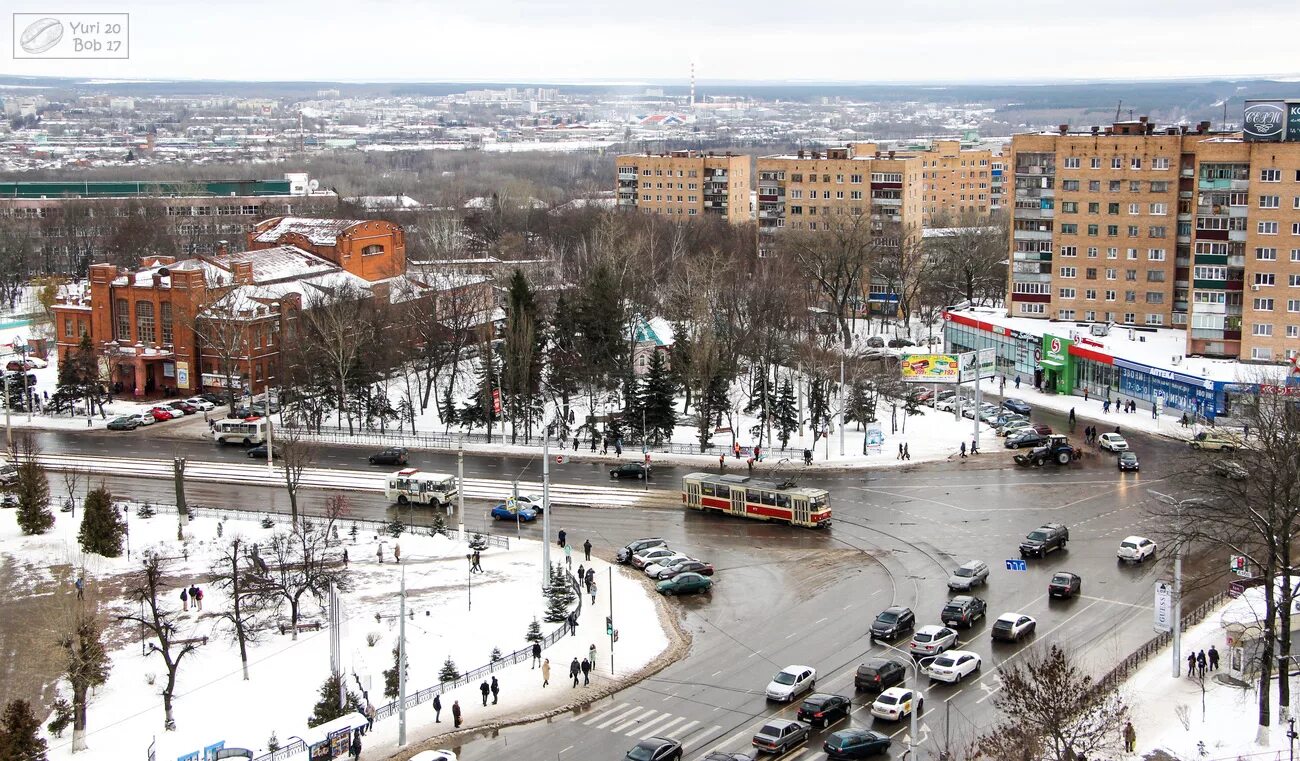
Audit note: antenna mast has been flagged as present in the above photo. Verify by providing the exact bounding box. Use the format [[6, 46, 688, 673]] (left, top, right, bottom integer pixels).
[[690, 61, 696, 110]]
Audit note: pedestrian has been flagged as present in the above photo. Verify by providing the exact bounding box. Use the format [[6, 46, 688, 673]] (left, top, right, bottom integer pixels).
[[1244, 424, 1250, 439], [567, 610, 577, 635], [377, 545, 383, 564], [542, 657, 551, 687], [719, 454, 726, 471], [1084, 387, 1089, 402], [1123, 720, 1136, 752], [1197, 650, 1207, 679], [577, 564, 585, 583], [75, 575, 84, 600], [564, 544, 573, 568], [573, 436, 579, 451], [1069, 408, 1076, 426], [1103, 400, 1110, 413], [1186, 652, 1196, 677], [581, 657, 592, 686], [589, 643, 597, 670], [1114, 425, 1121, 435], [583, 539, 592, 561], [480, 679, 490, 706], [734, 441, 741, 459], [614, 440, 622, 457], [194, 586, 203, 611], [366, 701, 375, 731], [898, 443, 904, 460], [1151, 404, 1157, 420], [588, 578, 597, 604], [803, 449, 812, 465], [1209, 645, 1220, 671], [1014, 375, 1021, 389], [959, 442, 967, 458], [746, 457, 754, 473], [490, 676, 499, 705], [590, 435, 597, 452], [433, 693, 442, 722], [531, 641, 542, 667], [558, 529, 567, 548], [394, 543, 400, 562], [349, 732, 361, 761], [999, 375, 1006, 394], [903, 443, 910, 460], [570, 657, 581, 687], [472, 551, 483, 573], [970, 437, 979, 455], [452, 700, 462, 728], [467, 553, 474, 573], [601, 438, 608, 455], [180, 586, 188, 611]]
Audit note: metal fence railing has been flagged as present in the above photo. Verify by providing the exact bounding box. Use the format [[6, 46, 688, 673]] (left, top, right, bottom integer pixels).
[[1096, 591, 1227, 693], [295, 424, 739, 458]]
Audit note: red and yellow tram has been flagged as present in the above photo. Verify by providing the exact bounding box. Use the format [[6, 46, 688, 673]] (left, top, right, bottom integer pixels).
[[682, 472, 831, 528]]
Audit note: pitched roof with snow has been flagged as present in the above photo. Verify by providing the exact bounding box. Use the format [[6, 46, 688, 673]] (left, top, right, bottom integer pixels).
[[214, 245, 338, 284], [253, 216, 368, 246]]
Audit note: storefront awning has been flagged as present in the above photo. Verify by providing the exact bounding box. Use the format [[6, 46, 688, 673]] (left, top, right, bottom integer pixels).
[[1039, 358, 1066, 369]]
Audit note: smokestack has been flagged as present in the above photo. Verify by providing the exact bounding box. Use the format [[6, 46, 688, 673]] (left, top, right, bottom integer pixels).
[[689, 61, 695, 110], [1058, 124, 1069, 135], [888, 150, 895, 159], [1198, 120, 1211, 133]]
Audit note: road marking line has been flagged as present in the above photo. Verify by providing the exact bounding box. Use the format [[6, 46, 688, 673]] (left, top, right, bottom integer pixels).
[[976, 601, 1101, 703], [711, 670, 723, 677], [748, 651, 761, 658], [786, 632, 798, 639], [594, 704, 643, 728], [610, 708, 657, 733], [1079, 594, 1153, 610], [680, 723, 717, 749], [815, 617, 828, 624], [559, 745, 572, 754], [662, 694, 675, 702], [708, 727, 757, 757], [578, 701, 627, 723], [633, 713, 683, 737]]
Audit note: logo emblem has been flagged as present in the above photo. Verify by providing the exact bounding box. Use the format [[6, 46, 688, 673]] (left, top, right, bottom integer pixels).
[[20, 18, 64, 54]]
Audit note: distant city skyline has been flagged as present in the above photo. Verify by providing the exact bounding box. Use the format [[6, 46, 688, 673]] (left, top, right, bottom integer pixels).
[[4, 0, 1298, 85]]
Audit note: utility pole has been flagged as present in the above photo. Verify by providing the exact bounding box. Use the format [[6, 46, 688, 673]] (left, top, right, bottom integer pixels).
[[4, 370, 11, 452], [456, 444, 465, 543], [398, 560, 407, 747], [838, 357, 845, 457], [265, 405, 274, 475], [608, 566, 615, 675], [512, 478, 521, 538], [1172, 498, 1183, 678], [542, 431, 551, 585], [796, 360, 804, 437]]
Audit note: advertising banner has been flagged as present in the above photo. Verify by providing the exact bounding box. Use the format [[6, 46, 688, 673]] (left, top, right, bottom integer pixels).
[[864, 422, 884, 452], [1288, 102, 1300, 143], [900, 353, 960, 384], [1243, 100, 1286, 142], [1154, 580, 1174, 633]]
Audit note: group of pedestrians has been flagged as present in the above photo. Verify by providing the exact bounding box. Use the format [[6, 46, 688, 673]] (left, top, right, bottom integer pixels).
[[895, 443, 911, 460], [1187, 645, 1220, 679], [958, 438, 979, 458], [179, 584, 203, 611]]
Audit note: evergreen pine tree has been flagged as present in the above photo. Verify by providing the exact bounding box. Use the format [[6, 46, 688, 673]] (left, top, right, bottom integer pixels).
[[543, 563, 576, 622], [468, 533, 488, 551], [0, 699, 47, 761], [438, 657, 459, 683], [77, 486, 125, 557], [430, 512, 447, 537], [382, 644, 407, 700], [807, 376, 829, 444], [524, 618, 543, 644], [490, 647, 502, 662], [773, 378, 798, 450], [621, 371, 644, 441], [14, 453, 52, 536], [307, 673, 359, 728], [459, 345, 499, 434], [641, 351, 676, 445]]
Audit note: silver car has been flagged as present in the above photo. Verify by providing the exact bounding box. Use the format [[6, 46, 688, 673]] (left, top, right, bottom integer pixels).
[[947, 560, 989, 591]]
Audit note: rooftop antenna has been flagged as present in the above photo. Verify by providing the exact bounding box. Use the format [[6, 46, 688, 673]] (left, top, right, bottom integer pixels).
[[689, 61, 696, 111], [1115, 99, 1122, 122], [1223, 99, 1228, 131], [1128, 109, 1134, 121]]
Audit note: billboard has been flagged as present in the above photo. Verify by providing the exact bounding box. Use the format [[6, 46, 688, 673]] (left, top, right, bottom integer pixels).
[[1153, 580, 1174, 634], [1243, 100, 1286, 142], [1289, 102, 1300, 143], [900, 353, 960, 384], [959, 347, 997, 383]]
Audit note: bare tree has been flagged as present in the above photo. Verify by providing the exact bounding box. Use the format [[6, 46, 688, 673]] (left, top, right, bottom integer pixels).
[[277, 424, 315, 525], [927, 210, 1010, 307], [249, 510, 349, 640], [184, 288, 261, 409], [297, 282, 372, 433], [55, 602, 110, 752], [208, 535, 266, 681], [117, 554, 201, 730], [778, 214, 879, 347]]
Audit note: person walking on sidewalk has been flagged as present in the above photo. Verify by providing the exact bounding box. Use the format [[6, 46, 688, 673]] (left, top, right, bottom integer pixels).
[[959, 442, 967, 458], [898, 443, 904, 460], [589, 643, 597, 671], [349, 732, 361, 760], [542, 657, 551, 687], [433, 693, 442, 723], [490, 676, 499, 705], [1209, 645, 1220, 671], [558, 529, 566, 548], [577, 564, 585, 584], [588, 578, 597, 604], [1123, 721, 1136, 752], [564, 544, 572, 568], [581, 657, 592, 686], [1014, 375, 1021, 390], [583, 539, 592, 561], [902, 443, 910, 460], [480, 679, 490, 706], [531, 642, 542, 668], [1196, 650, 1207, 679], [180, 587, 188, 611], [970, 438, 979, 455], [452, 700, 462, 728], [570, 657, 581, 688]]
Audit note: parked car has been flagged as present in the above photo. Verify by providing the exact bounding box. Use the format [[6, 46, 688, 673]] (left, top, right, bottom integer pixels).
[[633, 546, 678, 569], [908, 625, 958, 656], [490, 504, 537, 522], [1098, 432, 1129, 452], [854, 658, 907, 692], [648, 559, 714, 580], [701, 754, 754, 761], [1020, 523, 1069, 558], [796, 693, 851, 728], [934, 397, 961, 413], [641, 553, 690, 576], [656, 572, 713, 596], [148, 407, 176, 421], [1001, 398, 1032, 416], [610, 463, 649, 480], [998, 421, 1033, 437], [5, 358, 45, 371], [168, 400, 197, 415], [924, 650, 982, 683], [410, 752, 457, 761], [194, 392, 223, 405], [978, 408, 1003, 424], [866, 336, 886, 348], [1213, 460, 1249, 480], [129, 412, 154, 427], [0, 463, 17, 486], [512, 494, 546, 513], [990, 613, 1037, 643], [940, 595, 987, 628], [1005, 430, 1047, 449], [963, 403, 998, 420], [1048, 571, 1082, 599], [250, 400, 280, 414], [246, 444, 280, 459], [947, 560, 989, 591], [1117, 536, 1157, 563], [1029, 423, 1053, 435], [751, 718, 809, 754], [107, 416, 139, 431], [824, 729, 891, 759], [185, 397, 216, 411], [869, 606, 915, 640], [617, 538, 667, 564], [765, 665, 816, 702], [1190, 431, 1243, 451], [1117, 451, 1140, 471], [869, 687, 922, 721], [908, 388, 934, 405], [886, 338, 915, 348], [368, 447, 409, 466], [624, 737, 682, 761]]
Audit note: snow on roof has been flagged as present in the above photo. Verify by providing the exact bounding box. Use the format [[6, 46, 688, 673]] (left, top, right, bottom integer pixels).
[[1220, 577, 1300, 632], [632, 316, 676, 347], [344, 194, 423, 210], [253, 216, 367, 246], [946, 305, 1287, 385], [216, 245, 338, 284]]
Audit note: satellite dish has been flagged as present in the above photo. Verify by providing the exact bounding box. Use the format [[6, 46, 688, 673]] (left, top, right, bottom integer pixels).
[[308, 179, 319, 191]]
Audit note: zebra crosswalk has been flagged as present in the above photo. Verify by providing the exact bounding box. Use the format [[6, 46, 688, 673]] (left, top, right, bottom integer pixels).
[[573, 702, 722, 747]]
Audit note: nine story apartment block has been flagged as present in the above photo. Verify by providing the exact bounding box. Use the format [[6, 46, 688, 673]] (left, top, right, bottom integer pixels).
[[615, 150, 750, 224], [1008, 109, 1300, 363], [917, 139, 1004, 224]]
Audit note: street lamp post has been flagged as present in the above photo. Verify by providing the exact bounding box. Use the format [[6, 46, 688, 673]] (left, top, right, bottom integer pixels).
[[873, 640, 921, 758], [1152, 490, 1185, 677], [398, 559, 408, 746]]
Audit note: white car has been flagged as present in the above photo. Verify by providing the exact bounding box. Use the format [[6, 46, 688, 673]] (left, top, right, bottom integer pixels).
[[765, 665, 816, 702], [1098, 432, 1129, 452], [410, 752, 457, 761], [908, 625, 958, 656], [513, 494, 546, 513], [632, 546, 677, 570], [935, 397, 961, 413], [642, 554, 690, 577], [186, 397, 216, 411], [870, 686, 923, 721], [1117, 535, 1157, 563], [923, 650, 982, 683], [991, 613, 1038, 643], [130, 412, 155, 427]]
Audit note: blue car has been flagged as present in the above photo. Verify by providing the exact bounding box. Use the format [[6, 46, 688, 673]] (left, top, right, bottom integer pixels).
[[1001, 398, 1032, 416], [491, 504, 537, 522]]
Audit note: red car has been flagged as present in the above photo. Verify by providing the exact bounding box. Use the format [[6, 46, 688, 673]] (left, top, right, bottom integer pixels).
[[148, 407, 176, 421], [168, 401, 197, 415]]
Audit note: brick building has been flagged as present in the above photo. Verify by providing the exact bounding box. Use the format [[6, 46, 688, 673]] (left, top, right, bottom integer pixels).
[[52, 216, 415, 397], [615, 150, 751, 224]]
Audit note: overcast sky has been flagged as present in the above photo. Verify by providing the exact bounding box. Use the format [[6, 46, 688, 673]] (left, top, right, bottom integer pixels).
[[7, 0, 1299, 84]]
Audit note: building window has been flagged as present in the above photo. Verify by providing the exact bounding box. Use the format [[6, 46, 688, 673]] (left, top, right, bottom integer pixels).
[[1288, 300, 1300, 313], [1111, 157, 1123, 169], [1058, 309, 1076, 320], [1060, 246, 1077, 257], [1146, 314, 1163, 325], [1085, 268, 1098, 280], [1061, 201, 1078, 213], [1085, 289, 1097, 299], [1253, 324, 1273, 337], [1089, 181, 1101, 192], [1020, 303, 1045, 315], [1107, 225, 1120, 236], [1260, 195, 1280, 209], [1059, 266, 1077, 278], [1061, 224, 1078, 234], [1194, 265, 1227, 280], [1059, 288, 1076, 298], [1131, 158, 1142, 170], [1259, 221, 1279, 235], [1147, 270, 1165, 282], [1063, 180, 1080, 191], [1150, 203, 1167, 215], [1253, 298, 1274, 311], [115, 299, 130, 341], [1256, 247, 1278, 260], [1153, 158, 1170, 170], [160, 302, 173, 344], [136, 301, 155, 345], [63, 318, 74, 338], [1109, 203, 1121, 215], [1252, 347, 1273, 360], [1261, 168, 1281, 182], [1105, 290, 1117, 301], [1148, 249, 1166, 261], [1090, 158, 1102, 169], [1063, 158, 1080, 168], [1087, 224, 1099, 236], [1255, 273, 1276, 286]]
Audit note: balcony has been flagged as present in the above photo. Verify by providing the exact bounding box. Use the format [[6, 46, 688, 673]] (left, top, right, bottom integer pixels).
[[618, 171, 638, 180], [1013, 229, 1053, 241], [873, 197, 902, 206], [1229, 230, 1248, 242]]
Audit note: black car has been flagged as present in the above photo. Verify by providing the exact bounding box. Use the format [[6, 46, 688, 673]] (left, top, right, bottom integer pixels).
[[941, 595, 988, 628], [1049, 571, 1082, 599], [246, 444, 280, 459], [1005, 430, 1047, 449], [1001, 398, 1032, 416], [824, 729, 891, 759], [369, 447, 409, 466], [1020, 523, 1070, 558], [796, 693, 852, 728], [610, 463, 649, 480], [1118, 451, 1140, 471], [886, 337, 915, 348], [195, 392, 223, 405], [854, 658, 907, 692], [625, 737, 682, 761], [869, 606, 915, 640]]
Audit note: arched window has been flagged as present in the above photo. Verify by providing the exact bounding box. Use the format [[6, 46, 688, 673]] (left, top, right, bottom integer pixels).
[[115, 299, 130, 341], [361, 244, 384, 256]]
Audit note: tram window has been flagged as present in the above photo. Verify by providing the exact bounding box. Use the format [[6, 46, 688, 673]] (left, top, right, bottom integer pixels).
[[715, 485, 730, 499], [775, 493, 790, 508], [761, 491, 776, 506], [701, 483, 714, 497], [810, 495, 825, 508]]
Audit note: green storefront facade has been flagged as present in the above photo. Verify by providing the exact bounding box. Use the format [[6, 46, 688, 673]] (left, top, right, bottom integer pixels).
[[1040, 334, 1075, 395]]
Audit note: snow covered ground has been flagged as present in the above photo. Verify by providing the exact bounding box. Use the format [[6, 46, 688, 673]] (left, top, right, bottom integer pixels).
[[0, 503, 669, 761]]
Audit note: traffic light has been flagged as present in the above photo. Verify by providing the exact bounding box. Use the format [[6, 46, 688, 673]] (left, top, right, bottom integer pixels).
[[606, 616, 613, 636], [1231, 555, 1248, 573]]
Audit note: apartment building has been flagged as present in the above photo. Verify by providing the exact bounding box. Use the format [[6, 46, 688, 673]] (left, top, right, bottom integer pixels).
[[917, 139, 1003, 224], [1008, 110, 1300, 363], [615, 150, 750, 224]]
